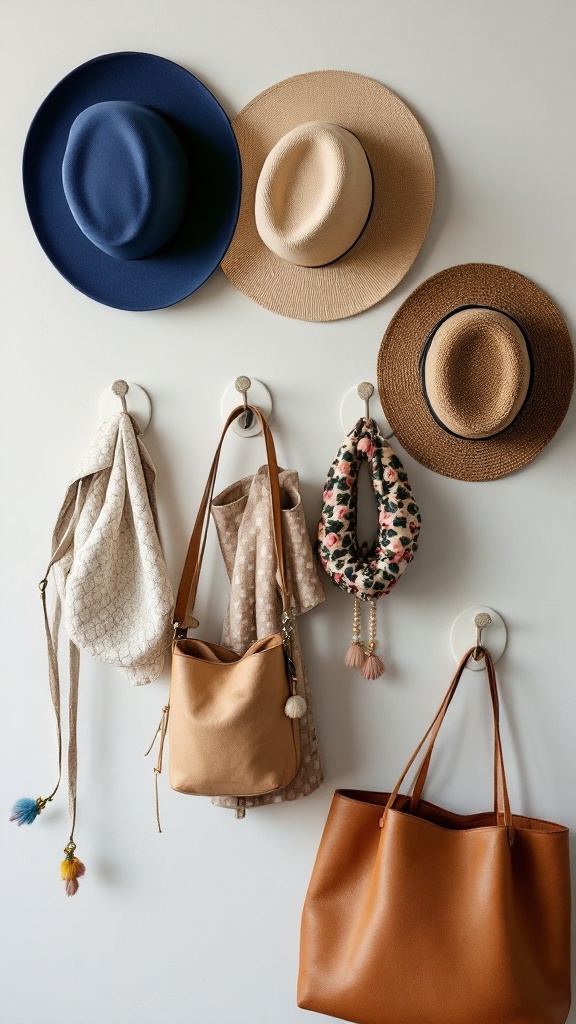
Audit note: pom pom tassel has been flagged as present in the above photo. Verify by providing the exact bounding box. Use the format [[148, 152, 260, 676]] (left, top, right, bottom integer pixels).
[[60, 842, 86, 896], [285, 694, 307, 719], [9, 796, 49, 826]]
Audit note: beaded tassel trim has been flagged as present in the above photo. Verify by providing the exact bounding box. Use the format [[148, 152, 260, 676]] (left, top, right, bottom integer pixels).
[[345, 598, 385, 679]]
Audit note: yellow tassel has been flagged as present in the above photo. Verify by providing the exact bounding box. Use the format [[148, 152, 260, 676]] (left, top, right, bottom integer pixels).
[[60, 855, 85, 881], [60, 841, 86, 894]]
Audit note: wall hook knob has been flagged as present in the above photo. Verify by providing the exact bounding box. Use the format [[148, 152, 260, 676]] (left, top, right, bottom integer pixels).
[[450, 606, 507, 671], [472, 611, 492, 660], [220, 377, 272, 437], [340, 383, 393, 438], [111, 379, 129, 413], [357, 381, 374, 423], [99, 381, 152, 432], [234, 375, 253, 429]]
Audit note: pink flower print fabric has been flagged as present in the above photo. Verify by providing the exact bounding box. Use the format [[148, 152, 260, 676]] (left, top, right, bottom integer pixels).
[[318, 418, 421, 600]]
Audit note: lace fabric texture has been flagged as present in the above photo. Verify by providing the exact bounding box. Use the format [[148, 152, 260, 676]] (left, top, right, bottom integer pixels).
[[210, 466, 325, 809], [51, 412, 174, 685]]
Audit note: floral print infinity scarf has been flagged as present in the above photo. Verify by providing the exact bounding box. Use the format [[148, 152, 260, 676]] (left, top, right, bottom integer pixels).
[[317, 418, 421, 676]]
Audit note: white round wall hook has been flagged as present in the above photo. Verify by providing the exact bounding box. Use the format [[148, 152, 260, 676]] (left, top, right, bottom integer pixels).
[[450, 605, 507, 671], [99, 380, 152, 433], [340, 383, 394, 438], [220, 376, 273, 437]]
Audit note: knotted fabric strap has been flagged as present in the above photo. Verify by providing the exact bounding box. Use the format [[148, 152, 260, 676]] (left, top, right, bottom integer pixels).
[[38, 587, 80, 848], [36, 478, 87, 843]]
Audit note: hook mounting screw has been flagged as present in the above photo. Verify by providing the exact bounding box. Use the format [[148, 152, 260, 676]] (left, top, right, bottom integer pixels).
[[235, 375, 253, 429]]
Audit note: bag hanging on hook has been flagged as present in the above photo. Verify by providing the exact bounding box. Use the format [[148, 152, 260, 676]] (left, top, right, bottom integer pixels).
[[317, 417, 421, 677], [147, 405, 302, 828], [298, 647, 571, 1023]]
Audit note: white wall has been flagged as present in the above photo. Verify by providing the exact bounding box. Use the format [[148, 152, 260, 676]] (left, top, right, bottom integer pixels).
[[1, 2, 575, 1022]]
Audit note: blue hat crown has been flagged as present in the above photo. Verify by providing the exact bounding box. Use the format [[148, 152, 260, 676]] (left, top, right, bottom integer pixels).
[[62, 100, 188, 260]]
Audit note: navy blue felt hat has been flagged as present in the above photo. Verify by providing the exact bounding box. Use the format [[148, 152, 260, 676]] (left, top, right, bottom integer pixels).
[[23, 52, 242, 311]]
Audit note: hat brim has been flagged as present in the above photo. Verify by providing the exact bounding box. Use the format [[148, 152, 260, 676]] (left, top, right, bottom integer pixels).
[[23, 52, 241, 311], [377, 264, 574, 481], [221, 71, 435, 322]]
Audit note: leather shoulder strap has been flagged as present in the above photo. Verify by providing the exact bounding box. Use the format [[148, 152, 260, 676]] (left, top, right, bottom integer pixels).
[[173, 406, 290, 628], [383, 647, 513, 841]]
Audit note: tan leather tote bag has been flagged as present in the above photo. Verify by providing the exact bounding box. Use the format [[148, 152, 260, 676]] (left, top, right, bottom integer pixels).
[[298, 647, 571, 1024], [150, 406, 300, 807]]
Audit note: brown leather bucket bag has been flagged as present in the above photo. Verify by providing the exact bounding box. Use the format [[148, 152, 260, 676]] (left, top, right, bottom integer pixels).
[[150, 406, 300, 805], [298, 648, 571, 1024]]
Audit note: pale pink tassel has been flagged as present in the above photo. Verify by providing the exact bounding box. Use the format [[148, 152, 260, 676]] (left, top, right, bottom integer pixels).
[[65, 878, 79, 897], [362, 652, 385, 679], [345, 642, 365, 669]]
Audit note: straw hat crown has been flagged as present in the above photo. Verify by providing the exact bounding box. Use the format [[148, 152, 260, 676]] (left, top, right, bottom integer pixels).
[[255, 121, 373, 268], [221, 70, 435, 322], [377, 264, 574, 481], [422, 307, 531, 439]]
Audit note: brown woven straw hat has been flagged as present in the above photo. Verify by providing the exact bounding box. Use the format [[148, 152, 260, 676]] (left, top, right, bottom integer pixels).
[[377, 264, 574, 481], [221, 71, 435, 322]]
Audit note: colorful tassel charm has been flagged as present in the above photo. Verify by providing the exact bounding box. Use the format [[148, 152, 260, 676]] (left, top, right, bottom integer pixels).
[[285, 694, 307, 719], [9, 796, 49, 826], [60, 842, 85, 896]]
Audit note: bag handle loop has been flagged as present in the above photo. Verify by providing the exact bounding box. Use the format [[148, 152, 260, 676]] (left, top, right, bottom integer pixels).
[[173, 405, 290, 630], [382, 647, 514, 843], [409, 646, 507, 822]]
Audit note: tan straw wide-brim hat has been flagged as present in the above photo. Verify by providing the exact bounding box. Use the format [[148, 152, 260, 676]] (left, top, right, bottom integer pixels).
[[221, 71, 435, 322], [377, 264, 574, 481]]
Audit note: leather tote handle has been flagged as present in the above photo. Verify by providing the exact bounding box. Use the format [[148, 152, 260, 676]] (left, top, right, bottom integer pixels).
[[409, 646, 507, 822], [383, 647, 513, 840], [407, 647, 506, 823], [173, 405, 290, 629]]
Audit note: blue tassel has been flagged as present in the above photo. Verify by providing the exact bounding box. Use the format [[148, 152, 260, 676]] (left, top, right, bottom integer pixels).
[[9, 797, 43, 826]]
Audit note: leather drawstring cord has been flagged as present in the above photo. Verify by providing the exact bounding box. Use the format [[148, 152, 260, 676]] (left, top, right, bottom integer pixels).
[[145, 705, 170, 833]]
